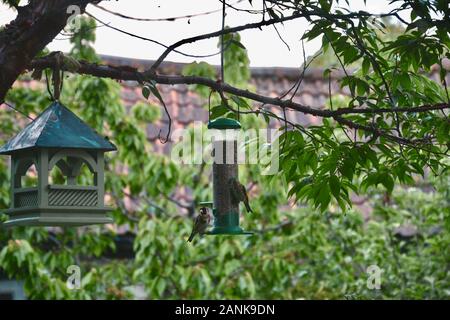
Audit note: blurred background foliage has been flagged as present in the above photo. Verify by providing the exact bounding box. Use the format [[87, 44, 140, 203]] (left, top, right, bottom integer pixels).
[[0, 13, 448, 300]]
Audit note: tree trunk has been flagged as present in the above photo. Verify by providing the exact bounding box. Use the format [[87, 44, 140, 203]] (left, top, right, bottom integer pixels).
[[0, 0, 95, 102]]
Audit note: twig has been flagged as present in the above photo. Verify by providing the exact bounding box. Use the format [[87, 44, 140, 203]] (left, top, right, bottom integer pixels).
[[1, 101, 34, 121], [110, 191, 140, 223], [157, 97, 172, 144], [163, 193, 191, 210], [86, 12, 226, 60], [254, 220, 293, 234], [272, 23, 290, 51], [93, 1, 244, 22], [29, 55, 450, 148], [149, 12, 305, 73], [122, 191, 167, 213]]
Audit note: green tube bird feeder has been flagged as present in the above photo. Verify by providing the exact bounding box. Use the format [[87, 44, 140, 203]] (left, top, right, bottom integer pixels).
[[205, 118, 252, 235]]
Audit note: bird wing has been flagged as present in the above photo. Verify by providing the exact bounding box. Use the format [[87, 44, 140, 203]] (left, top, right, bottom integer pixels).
[[239, 183, 248, 202], [188, 215, 203, 242], [229, 179, 241, 202], [193, 215, 203, 230]]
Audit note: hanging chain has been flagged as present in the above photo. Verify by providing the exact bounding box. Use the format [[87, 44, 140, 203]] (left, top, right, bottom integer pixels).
[[52, 52, 64, 101], [45, 52, 64, 101], [208, 90, 213, 121], [220, 0, 225, 83], [219, 1, 240, 121], [45, 69, 54, 101]]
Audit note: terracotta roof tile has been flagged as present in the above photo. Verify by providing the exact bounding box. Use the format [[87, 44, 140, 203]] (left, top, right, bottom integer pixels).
[[146, 123, 160, 141], [178, 105, 196, 124]]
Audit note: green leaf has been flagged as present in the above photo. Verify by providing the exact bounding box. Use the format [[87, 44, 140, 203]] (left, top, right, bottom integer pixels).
[[356, 79, 369, 96], [319, 186, 331, 212], [148, 81, 163, 101], [319, 0, 332, 11], [267, 8, 279, 19], [340, 157, 355, 181], [230, 39, 246, 50], [361, 58, 370, 75], [379, 173, 394, 193], [399, 73, 411, 89], [329, 175, 341, 199], [210, 104, 229, 119], [364, 146, 379, 168], [142, 86, 150, 99], [230, 95, 251, 109], [156, 278, 166, 296]]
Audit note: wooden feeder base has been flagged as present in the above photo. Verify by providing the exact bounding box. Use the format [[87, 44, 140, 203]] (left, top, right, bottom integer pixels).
[[3, 206, 113, 227]]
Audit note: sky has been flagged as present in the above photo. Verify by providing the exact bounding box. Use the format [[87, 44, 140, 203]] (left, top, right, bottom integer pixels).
[[0, 0, 404, 68]]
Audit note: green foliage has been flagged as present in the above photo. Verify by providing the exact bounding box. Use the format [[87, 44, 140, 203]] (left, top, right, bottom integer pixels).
[[182, 62, 216, 98], [131, 175, 449, 299], [69, 17, 99, 62], [0, 2, 449, 300], [280, 1, 450, 212], [131, 102, 161, 123], [183, 31, 253, 121], [222, 32, 251, 87]]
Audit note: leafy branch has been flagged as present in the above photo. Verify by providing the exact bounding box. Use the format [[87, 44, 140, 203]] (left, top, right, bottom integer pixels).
[[29, 54, 450, 149]]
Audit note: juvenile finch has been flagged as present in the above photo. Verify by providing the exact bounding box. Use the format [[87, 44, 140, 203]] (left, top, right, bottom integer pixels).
[[229, 178, 253, 213], [187, 207, 211, 242]]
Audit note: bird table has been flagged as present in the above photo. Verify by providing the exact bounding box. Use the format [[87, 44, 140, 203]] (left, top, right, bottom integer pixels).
[[0, 101, 116, 227]]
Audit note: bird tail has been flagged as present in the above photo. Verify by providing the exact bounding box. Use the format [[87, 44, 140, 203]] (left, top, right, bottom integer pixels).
[[244, 202, 253, 213], [187, 231, 196, 242]]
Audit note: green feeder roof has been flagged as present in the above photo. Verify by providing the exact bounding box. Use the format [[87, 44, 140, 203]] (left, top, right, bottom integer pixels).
[[207, 117, 241, 130], [0, 101, 117, 155]]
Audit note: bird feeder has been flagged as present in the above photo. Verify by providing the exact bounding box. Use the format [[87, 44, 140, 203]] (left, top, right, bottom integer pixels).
[[0, 101, 116, 227], [206, 118, 251, 235]]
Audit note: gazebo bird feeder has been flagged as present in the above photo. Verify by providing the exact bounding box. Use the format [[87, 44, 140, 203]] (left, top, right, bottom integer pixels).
[[0, 101, 116, 227], [205, 117, 252, 235]]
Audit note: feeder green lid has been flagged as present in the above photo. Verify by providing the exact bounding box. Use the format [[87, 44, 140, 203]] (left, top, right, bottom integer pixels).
[[207, 118, 241, 130], [0, 101, 117, 155]]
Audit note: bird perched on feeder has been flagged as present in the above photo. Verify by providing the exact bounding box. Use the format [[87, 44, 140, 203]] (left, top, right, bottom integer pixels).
[[187, 207, 211, 242], [229, 178, 253, 213]]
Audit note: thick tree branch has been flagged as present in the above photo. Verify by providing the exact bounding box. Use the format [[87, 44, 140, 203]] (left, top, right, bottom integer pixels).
[[0, 0, 100, 102], [30, 56, 450, 116], [28, 55, 449, 147]]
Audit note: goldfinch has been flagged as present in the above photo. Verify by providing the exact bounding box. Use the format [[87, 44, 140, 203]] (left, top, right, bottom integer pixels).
[[187, 207, 211, 242], [229, 177, 253, 213]]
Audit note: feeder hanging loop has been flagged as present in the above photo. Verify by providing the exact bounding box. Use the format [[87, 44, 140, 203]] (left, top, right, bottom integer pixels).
[[52, 52, 64, 101]]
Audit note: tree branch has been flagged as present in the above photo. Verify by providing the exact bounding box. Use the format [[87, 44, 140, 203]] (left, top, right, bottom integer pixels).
[[147, 12, 305, 73], [29, 55, 450, 146], [30, 56, 450, 115], [0, 0, 100, 102]]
